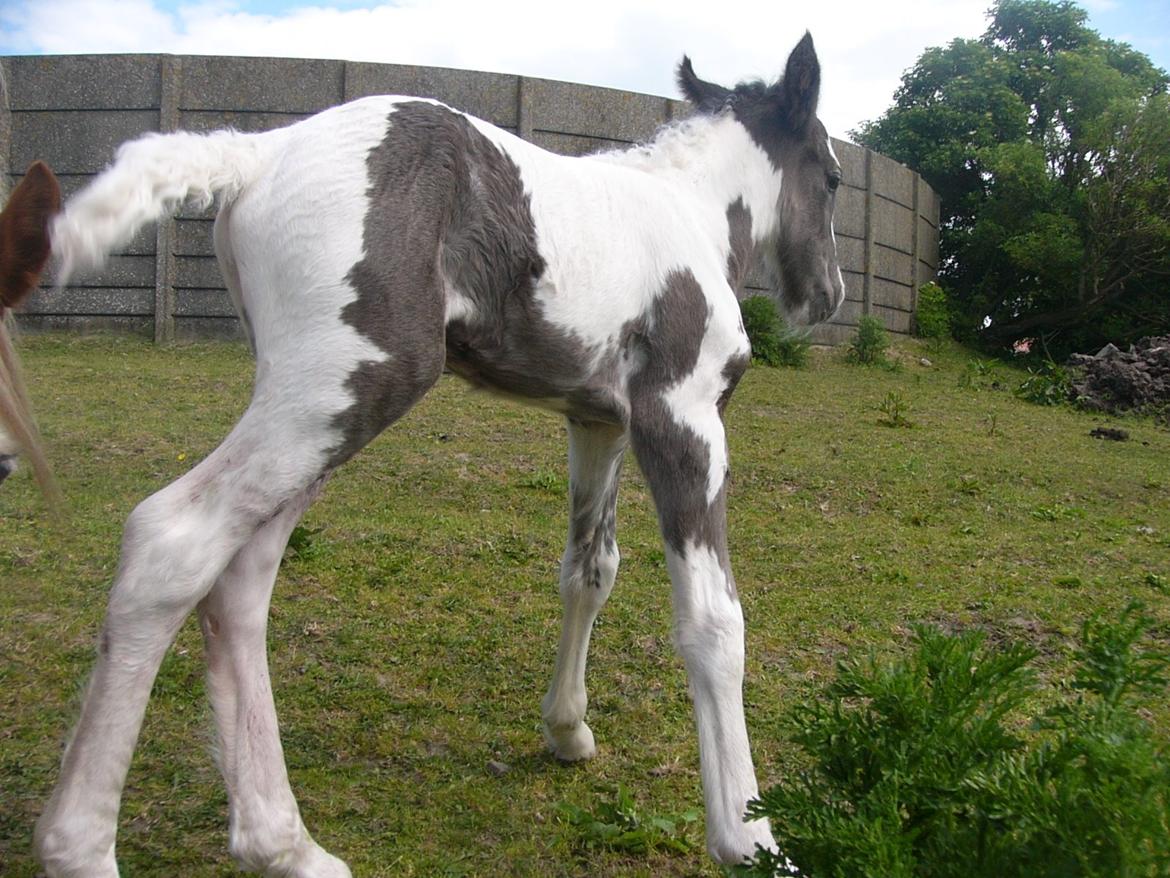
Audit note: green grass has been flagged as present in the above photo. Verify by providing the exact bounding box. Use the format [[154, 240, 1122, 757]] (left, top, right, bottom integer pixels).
[[2, 334, 1168, 876]]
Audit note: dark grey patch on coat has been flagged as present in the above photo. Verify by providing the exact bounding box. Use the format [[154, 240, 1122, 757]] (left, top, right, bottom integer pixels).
[[717, 351, 751, 417], [431, 117, 629, 426], [725, 198, 754, 293], [627, 269, 739, 594], [329, 102, 461, 465], [331, 101, 631, 466]]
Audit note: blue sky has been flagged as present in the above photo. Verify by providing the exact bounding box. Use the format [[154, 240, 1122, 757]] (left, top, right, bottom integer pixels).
[[2, 0, 1167, 137]]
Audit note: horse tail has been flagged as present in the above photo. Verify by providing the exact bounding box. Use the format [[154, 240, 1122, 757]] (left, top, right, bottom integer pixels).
[[50, 127, 279, 286], [0, 161, 62, 502]]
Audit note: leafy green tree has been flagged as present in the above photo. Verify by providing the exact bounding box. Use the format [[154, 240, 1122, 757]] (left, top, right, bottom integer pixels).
[[856, 0, 1170, 355]]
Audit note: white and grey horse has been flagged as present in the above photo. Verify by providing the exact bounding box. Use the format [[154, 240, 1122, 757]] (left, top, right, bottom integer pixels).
[[29, 34, 843, 875]]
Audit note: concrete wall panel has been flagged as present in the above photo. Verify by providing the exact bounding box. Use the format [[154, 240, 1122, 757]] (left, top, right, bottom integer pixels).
[[345, 63, 519, 127], [11, 110, 159, 173], [871, 150, 914, 208], [180, 56, 344, 113], [4, 55, 161, 110]]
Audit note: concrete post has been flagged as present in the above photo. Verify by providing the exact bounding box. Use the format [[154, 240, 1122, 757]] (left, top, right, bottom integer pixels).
[[910, 172, 922, 328], [0, 59, 11, 198], [517, 76, 533, 142], [154, 55, 180, 344], [862, 148, 875, 316]]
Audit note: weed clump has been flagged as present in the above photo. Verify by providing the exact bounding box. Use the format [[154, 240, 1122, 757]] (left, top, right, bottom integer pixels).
[[740, 295, 810, 368], [735, 603, 1170, 878], [556, 785, 700, 856], [876, 390, 913, 428], [1016, 360, 1073, 406]]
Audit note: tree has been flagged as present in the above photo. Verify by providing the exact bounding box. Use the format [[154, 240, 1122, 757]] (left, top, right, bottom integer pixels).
[[855, 0, 1170, 355]]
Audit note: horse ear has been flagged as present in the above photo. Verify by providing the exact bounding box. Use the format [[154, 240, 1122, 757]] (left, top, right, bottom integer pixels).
[[0, 161, 61, 310], [676, 56, 732, 112], [779, 32, 821, 131]]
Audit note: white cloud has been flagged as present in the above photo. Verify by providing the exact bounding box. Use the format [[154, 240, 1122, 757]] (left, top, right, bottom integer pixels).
[[0, 0, 992, 136]]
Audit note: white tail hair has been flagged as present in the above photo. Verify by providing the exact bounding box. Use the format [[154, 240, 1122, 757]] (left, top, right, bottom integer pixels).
[[51, 129, 278, 285]]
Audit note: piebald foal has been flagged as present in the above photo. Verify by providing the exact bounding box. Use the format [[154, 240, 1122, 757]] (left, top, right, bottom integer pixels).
[[31, 35, 843, 875]]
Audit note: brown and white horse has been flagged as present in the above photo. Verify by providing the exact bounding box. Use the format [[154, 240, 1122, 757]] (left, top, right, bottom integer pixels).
[[30, 35, 843, 875], [0, 160, 59, 498]]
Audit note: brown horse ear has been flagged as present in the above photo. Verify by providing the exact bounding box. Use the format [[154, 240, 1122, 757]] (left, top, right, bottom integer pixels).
[[779, 32, 821, 131], [677, 56, 732, 112], [0, 160, 61, 310]]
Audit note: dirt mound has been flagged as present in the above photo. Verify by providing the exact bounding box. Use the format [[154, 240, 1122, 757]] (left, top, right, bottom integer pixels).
[[1067, 336, 1170, 415]]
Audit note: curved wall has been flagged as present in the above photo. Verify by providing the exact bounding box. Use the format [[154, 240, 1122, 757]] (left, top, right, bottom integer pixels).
[[0, 54, 938, 344]]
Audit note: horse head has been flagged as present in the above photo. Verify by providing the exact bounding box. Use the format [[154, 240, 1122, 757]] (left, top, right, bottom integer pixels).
[[678, 33, 845, 326]]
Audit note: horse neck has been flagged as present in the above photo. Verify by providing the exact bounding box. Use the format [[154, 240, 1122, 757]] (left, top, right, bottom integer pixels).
[[594, 113, 782, 244]]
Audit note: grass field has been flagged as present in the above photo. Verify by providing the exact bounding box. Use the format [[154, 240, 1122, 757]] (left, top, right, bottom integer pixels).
[[2, 333, 1168, 876]]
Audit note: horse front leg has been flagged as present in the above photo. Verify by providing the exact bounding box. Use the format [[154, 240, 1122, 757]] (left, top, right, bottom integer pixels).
[[629, 395, 775, 866], [542, 419, 627, 761]]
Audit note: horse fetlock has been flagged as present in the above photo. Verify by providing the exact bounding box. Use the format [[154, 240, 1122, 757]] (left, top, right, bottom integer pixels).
[[264, 841, 352, 878], [231, 819, 350, 878], [543, 718, 597, 762], [706, 815, 776, 867], [34, 812, 119, 878]]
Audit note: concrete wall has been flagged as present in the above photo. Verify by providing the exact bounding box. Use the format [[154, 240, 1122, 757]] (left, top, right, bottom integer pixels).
[[0, 54, 938, 344]]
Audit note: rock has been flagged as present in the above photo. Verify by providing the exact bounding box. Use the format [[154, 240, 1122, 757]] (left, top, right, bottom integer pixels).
[[1068, 335, 1170, 415], [919, 357, 933, 367], [486, 760, 511, 777]]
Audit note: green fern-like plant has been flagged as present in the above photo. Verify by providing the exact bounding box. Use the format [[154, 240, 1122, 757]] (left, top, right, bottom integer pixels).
[[734, 604, 1170, 878]]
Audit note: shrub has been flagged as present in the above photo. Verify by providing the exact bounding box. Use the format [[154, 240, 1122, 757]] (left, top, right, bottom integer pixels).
[[739, 296, 810, 368], [734, 603, 1170, 878], [914, 281, 952, 341], [847, 315, 890, 365]]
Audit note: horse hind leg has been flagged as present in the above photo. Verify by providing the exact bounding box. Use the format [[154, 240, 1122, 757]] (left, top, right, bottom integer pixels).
[[32, 400, 338, 876], [198, 478, 349, 878], [542, 419, 627, 761]]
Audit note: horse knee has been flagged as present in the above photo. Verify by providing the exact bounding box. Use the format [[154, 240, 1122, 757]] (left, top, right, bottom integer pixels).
[[669, 568, 745, 680], [561, 537, 620, 602]]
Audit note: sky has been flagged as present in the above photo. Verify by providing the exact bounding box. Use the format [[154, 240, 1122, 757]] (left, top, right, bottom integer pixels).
[[1, 0, 1168, 138]]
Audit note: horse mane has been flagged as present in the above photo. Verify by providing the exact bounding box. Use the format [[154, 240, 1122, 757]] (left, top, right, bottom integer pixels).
[[589, 110, 730, 173]]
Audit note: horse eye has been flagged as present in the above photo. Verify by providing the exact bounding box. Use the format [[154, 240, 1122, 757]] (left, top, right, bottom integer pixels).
[[827, 172, 842, 192]]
